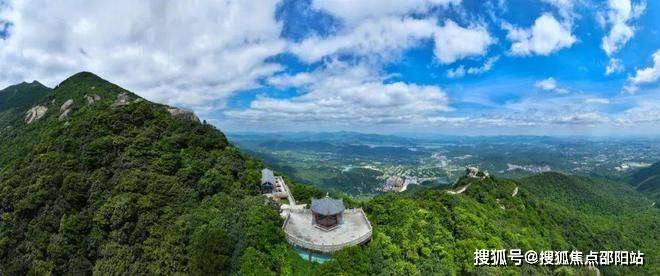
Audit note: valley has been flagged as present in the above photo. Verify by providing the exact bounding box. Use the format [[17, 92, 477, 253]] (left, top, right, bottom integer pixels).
[[229, 132, 660, 197]]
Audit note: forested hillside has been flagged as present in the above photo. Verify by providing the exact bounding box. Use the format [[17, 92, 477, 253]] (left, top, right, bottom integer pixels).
[[630, 161, 660, 203], [0, 72, 657, 275], [0, 81, 51, 111], [312, 173, 658, 275], [0, 72, 287, 274]]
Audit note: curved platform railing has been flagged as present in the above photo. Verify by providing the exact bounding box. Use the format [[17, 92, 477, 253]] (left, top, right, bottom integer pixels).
[[282, 208, 372, 254]]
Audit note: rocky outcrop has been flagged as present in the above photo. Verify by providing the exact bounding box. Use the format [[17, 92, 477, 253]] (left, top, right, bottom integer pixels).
[[113, 93, 130, 107], [59, 99, 74, 121], [25, 105, 48, 124], [167, 107, 200, 123], [84, 94, 101, 105], [60, 99, 74, 112], [59, 109, 72, 121]]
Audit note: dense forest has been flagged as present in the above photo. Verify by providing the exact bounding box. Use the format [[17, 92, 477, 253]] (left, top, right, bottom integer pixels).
[[0, 72, 657, 275], [630, 161, 660, 203]]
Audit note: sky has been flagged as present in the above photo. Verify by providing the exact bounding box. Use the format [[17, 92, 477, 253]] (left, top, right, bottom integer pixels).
[[0, 0, 659, 136]]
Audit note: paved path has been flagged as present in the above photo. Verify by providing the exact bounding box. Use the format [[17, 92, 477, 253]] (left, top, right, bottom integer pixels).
[[276, 176, 296, 206]]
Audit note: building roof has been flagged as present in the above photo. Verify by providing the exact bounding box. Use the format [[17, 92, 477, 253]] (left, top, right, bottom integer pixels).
[[261, 168, 275, 185], [311, 197, 345, 215]]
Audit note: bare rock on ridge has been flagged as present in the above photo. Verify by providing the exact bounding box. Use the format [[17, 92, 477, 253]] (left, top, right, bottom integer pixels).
[[25, 105, 48, 124]]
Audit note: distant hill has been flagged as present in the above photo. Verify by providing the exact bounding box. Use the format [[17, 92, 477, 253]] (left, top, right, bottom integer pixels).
[[0, 81, 51, 111], [630, 161, 660, 203]]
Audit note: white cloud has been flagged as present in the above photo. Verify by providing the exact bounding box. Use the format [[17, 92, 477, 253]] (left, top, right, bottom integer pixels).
[[617, 99, 660, 124], [289, 17, 438, 63], [554, 112, 610, 124], [290, 1, 493, 65], [535, 77, 570, 94], [0, 0, 285, 112], [227, 60, 452, 125], [625, 49, 660, 92], [601, 0, 646, 57], [311, 0, 460, 23], [535, 77, 557, 90], [289, 18, 494, 65], [501, 93, 616, 127], [447, 56, 499, 78], [585, 98, 611, 105], [433, 20, 494, 64], [504, 13, 576, 56], [605, 58, 624, 75]]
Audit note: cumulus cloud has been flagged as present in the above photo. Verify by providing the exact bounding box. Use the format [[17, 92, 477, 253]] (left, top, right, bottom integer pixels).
[[504, 13, 576, 56], [433, 20, 494, 64], [625, 49, 660, 93], [228, 60, 452, 125], [288, 17, 438, 63], [605, 58, 624, 75], [0, 0, 285, 112], [447, 56, 499, 78], [535, 77, 569, 93], [290, 0, 492, 65], [601, 0, 646, 57]]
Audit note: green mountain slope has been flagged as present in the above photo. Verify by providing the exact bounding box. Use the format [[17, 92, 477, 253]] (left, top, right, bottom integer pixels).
[[0, 81, 51, 127], [0, 80, 51, 111], [0, 72, 287, 274], [0, 72, 657, 275], [630, 162, 660, 203], [312, 173, 658, 275]]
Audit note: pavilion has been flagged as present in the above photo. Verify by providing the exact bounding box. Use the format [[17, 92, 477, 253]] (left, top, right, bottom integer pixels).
[[282, 195, 372, 256], [311, 197, 344, 230]]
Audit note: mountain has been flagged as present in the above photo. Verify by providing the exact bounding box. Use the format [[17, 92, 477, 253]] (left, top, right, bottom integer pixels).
[[630, 161, 660, 203], [0, 81, 51, 127], [0, 80, 51, 111], [0, 72, 286, 274], [0, 72, 657, 275]]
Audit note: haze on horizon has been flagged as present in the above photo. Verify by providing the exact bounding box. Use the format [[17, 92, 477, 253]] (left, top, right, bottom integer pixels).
[[1, 0, 659, 136]]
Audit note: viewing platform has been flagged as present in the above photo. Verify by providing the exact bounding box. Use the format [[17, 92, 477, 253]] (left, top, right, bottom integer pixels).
[[261, 168, 373, 256], [282, 207, 372, 254]]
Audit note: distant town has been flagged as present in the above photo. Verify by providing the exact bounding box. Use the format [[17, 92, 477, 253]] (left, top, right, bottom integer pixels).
[[229, 132, 660, 196]]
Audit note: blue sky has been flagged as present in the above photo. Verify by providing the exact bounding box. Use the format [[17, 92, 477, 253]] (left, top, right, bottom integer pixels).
[[0, 0, 659, 135]]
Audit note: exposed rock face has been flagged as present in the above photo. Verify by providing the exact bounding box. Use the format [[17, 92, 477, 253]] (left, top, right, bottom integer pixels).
[[167, 107, 200, 123], [84, 94, 101, 105], [25, 105, 48, 124], [113, 93, 130, 106], [60, 99, 74, 112], [59, 99, 74, 121], [59, 108, 72, 121]]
